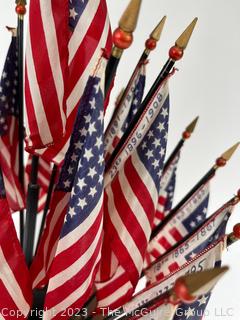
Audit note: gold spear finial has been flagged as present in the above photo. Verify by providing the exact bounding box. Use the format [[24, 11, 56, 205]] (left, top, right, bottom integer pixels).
[[184, 267, 229, 297], [185, 116, 199, 134], [172, 267, 229, 303], [150, 16, 167, 42], [175, 18, 198, 50], [6, 26, 17, 37], [119, 0, 142, 33], [221, 142, 240, 162]]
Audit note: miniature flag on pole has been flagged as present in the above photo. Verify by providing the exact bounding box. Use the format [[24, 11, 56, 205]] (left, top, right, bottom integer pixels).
[[96, 78, 171, 310], [42, 57, 106, 320], [0, 198, 32, 319], [25, 0, 112, 163], [30, 57, 107, 319], [0, 29, 25, 212], [153, 117, 199, 227], [145, 181, 210, 267], [145, 196, 237, 283]]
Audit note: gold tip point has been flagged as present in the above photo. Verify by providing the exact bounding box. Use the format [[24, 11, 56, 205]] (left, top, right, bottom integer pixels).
[[119, 0, 142, 33], [186, 116, 199, 133], [221, 142, 240, 161], [150, 16, 167, 41], [185, 266, 229, 297], [175, 17, 198, 50], [6, 26, 17, 37]]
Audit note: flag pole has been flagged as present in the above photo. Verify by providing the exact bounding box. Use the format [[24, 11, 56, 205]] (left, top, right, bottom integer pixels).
[[105, 16, 167, 132], [106, 18, 198, 171], [105, 0, 142, 96], [23, 155, 40, 265], [164, 116, 199, 170], [15, 0, 26, 246], [151, 142, 240, 240]]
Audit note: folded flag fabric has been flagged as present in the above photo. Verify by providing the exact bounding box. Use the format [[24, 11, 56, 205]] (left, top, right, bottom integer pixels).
[[145, 198, 235, 283], [153, 151, 180, 227], [96, 78, 171, 310], [25, 0, 112, 165], [117, 238, 224, 320], [30, 56, 107, 320], [0, 30, 25, 212], [104, 63, 146, 161], [0, 198, 32, 319], [145, 181, 210, 267]]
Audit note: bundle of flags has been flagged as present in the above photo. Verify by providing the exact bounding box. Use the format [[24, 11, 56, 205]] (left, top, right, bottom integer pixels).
[[0, 1, 239, 320]]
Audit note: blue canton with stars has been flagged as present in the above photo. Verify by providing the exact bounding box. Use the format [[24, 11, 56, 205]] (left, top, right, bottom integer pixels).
[[69, 0, 89, 31], [121, 69, 146, 132], [137, 96, 169, 193], [57, 75, 104, 238], [0, 35, 19, 136], [172, 210, 230, 320], [181, 193, 209, 237]]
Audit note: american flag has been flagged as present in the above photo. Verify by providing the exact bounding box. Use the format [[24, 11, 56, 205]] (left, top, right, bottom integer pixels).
[[145, 181, 210, 268], [0, 30, 25, 212], [25, 0, 112, 163], [31, 57, 106, 320], [104, 63, 146, 161], [153, 151, 180, 227], [145, 200, 234, 284], [171, 203, 235, 320], [0, 198, 32, 319], [116, 239, 224, 320], [25, 155, 53, 212], [96, 79, 170, 310]]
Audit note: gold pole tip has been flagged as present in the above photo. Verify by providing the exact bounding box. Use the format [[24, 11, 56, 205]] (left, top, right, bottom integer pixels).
[[119, 0, 142, 33], [150, 16, 167, 41], [221, 142, 240, 162], [6, 26, 17, 37], [185, 266, 229, 297], [186, 116, 199, 134], [175, 17, 198, 50]]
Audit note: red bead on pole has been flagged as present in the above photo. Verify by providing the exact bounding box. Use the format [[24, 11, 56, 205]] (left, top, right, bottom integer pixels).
[[216, 157, 227, 167], [113, 28, 133, 50], [169, 46, 184, 61], [233, 224, 240, 239], [173, 278, 196, 304], [182, 131, 191, 140], [145, 38, 157, 51], [15, 4, 26, 16]]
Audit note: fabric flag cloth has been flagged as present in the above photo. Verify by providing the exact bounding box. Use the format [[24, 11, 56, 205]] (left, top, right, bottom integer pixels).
[[145, 198, 235, 283], [0, 31, 25, 212], [104, 63, 146, 161], [145, 181, 210, 268], [118, 238, 225, 320], [25, 0, 112, 165], [95, 78, 171, 310], [153, 151, 180, 228], [0, 198, 32, 319], [30, 57, 106, 320], [25, 155, 53, 212]]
